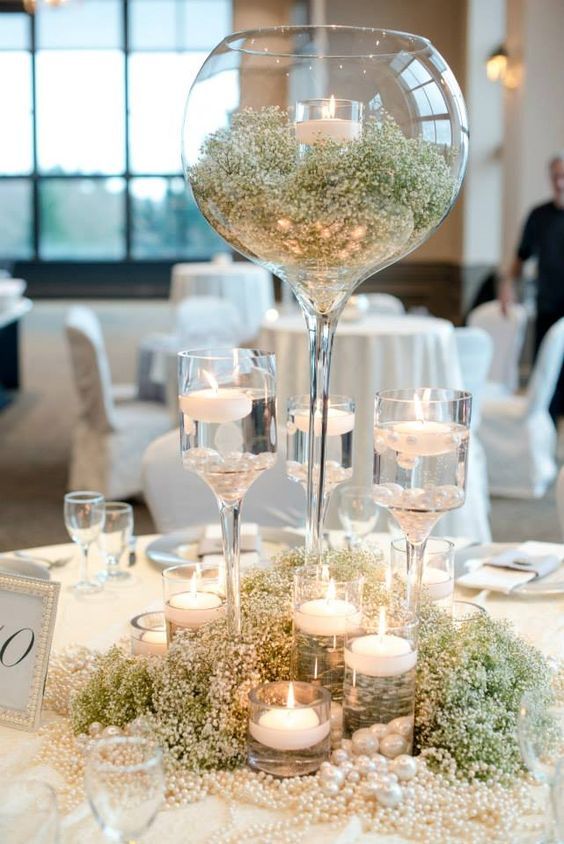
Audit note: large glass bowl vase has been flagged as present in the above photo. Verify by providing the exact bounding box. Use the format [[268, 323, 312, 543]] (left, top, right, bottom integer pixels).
[[182, 26, 468, 554]]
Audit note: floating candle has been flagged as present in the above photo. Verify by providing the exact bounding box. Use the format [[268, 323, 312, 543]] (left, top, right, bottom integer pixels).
[[293, 407, 355, 437], [422, 566, 454, 602], [295, 96, 362, 145], [345, 608, 417, 677], [130, 612, 167, 656], [249, 682, 331, 751], [179, 370, 252, 423], [294, 578, 361, 637], [165, 572, 225, 630]]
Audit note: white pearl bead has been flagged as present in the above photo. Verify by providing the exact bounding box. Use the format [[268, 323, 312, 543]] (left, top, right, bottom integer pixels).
[[369, 723, 389, 740], [376, 782, 403, 808], [380, 733, 408, 759], [320, 780, 341, 797], [331, 748, 349, 766], [351, 728, 379, 756], [386, 715, 414, 739], [391, 754, 418, 782]]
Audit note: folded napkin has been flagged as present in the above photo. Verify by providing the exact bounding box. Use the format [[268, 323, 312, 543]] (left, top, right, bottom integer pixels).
[[198, 523, 260, 556], [458, 541, 563, 594], [201, 552, 260, 569]]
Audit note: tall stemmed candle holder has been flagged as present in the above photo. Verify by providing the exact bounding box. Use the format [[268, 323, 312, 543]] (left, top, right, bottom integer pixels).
[[293, 564, 363, 700], [373, 389, 471, 613], [178, 349, 276, 636], [182, 26, 468, 555], [286, 394, 354, 527], [343, 609, 418, 757]]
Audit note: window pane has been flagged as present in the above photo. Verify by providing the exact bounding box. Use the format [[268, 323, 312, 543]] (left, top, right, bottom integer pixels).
[[36, 51, 125, 174], [129, 0, 231, 51], [0, 53, 33, 175], [0, 13, 30, 49], [39, 178, 125, 259], [36, 0, 122, 49], [0, 180, 33, 259], [130, 177, 225, 258], [128, 53, 206, 173]]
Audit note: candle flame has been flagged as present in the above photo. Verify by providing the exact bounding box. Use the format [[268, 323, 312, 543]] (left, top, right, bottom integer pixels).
[[325, 578, 337, 603], [378, 606, 387, 642], [321, 94, 336, 119], [414, 388, 433, 423], [203, 369, 219, 393], [287, 682, 295, 708]]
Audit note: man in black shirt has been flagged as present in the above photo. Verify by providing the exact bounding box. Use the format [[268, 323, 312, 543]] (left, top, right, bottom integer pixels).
[[500, 154, 564, 417]]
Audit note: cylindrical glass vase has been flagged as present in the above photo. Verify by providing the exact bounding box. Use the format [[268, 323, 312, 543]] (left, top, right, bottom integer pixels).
[[247, 681, 331, 776], [130, 612, 167, 657], [162, 562, 226, 645], [390, 537, 454, 613], [293, 565, 363, 700], [343, 612, 418, 756]]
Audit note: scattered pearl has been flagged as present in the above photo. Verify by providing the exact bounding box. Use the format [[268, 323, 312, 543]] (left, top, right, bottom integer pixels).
[[380, 733, 408, 759], [386, 716, 414, 739], [369, 723, 389, 740], [391, 754, 418, 782], [376, 782, 403, 808], [351, 728, 379, 756]]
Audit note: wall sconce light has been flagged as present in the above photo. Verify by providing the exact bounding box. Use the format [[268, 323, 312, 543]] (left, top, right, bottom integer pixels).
[[486, 45, 509, 82]]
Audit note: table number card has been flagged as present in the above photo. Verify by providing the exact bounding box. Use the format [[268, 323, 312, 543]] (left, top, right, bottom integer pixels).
[[0, 573, 60, 731]]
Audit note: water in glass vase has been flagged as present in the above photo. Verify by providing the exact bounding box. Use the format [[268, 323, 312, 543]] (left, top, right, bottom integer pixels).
[[286, 423, 353, 493], [373, 422, 469, 543], [180, 393, 276, 503]]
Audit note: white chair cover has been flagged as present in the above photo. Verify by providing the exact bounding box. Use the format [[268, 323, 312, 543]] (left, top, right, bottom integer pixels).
[[364, 293, 405, 315], [65, 306, 171, 498], [557, 467, 564, 540], [468, 301, 527, 393], [175, 296, 245, 348], [142, 429, 305, 533], [479, 317, 564, 498], [454, 327, 494, 428]]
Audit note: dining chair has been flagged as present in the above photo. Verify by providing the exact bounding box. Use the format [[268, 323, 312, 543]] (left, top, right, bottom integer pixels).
[[364, 293, 405, 315], [468, 300, 528, 395], [454, 326, 493, 428], [65, 306, 171, 498], [142, 429, 305, 533], [479, 317, 564, 498]]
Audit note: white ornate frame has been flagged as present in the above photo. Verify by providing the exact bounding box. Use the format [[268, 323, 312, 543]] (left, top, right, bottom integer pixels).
[[0, 573, 60, 731]]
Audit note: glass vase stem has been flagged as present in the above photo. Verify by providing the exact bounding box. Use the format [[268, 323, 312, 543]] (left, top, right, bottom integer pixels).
[[79, 543, 89, 584], [219, 499, 242, 636], [406, 538, 427, 615], [304, 311, 337, 557]]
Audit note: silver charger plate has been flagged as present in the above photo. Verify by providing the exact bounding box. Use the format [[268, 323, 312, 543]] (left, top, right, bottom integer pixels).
[[454, 543, 564, 597], [145, 526, 304, 569]]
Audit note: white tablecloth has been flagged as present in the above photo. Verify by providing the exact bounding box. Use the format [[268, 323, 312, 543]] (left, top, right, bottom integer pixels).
[[259, 312, 491, 542], [171, 261, 274, 342], [1, 534, 561, 842]]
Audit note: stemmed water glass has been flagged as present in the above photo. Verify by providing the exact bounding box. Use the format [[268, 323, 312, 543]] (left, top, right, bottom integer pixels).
[[182, 26, 468, 555], [518, 690, 564, 844], [85, 736, 165, 843], [64, 490, 105, 594], [178, 348, 276, 635], [97, 501, 134, 583], [373, 388, 471, 612], [0, 781, 59, 844], [286, 394, 354, 533]]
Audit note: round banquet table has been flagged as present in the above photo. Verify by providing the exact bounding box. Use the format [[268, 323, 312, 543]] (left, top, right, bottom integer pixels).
[[170, 260, 274, 342], [259, 312, 491, 543], [1, 535, 561, 843]]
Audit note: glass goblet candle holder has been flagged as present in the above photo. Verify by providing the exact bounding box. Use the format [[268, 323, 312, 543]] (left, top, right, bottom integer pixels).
[[248, 681, 331, 777], [130, 612, 167, 657], [293, 565, 363, 701], [390, 537, 455, 613], [162, 563, 226, 645], [343, 609, 418, 757]]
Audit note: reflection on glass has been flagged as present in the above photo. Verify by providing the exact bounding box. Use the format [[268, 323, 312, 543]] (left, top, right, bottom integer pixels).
[[0, 181, 33, 259], [39, 178, 125, 259], [36, 51, 125, 174], [129, 0, 231, 51], [128, 53, 206, 174], [0, 54, 33, 175], [131, 177, 225, 258], [35, 0, 122, 49]]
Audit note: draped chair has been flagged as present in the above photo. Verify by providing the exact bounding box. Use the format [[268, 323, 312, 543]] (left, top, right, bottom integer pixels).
[[468, 301, 528, 396]]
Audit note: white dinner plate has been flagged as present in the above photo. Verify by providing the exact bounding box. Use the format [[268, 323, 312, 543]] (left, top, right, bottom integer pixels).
[[454, 543, 564, 597], [145, 526, 304, 569], [0, 556, 51, 581]]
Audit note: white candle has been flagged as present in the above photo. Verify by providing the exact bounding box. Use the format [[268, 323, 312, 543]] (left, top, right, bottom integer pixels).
[[131, 630, 168, 657], [249, 683, 331, 751], [293, 408, 355, 437], [165, 574, 225, 630], [179, 370, 252, 424], [382, 420, 460, 457], [422, 566, 454, 601], [295, 579, 360, 636], [295, 95, 361, 145], [345, 609, 416, 677]]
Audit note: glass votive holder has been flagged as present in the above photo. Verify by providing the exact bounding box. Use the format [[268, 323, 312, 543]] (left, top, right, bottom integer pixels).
[[247, 681, 331, 777], [390, 537, 455, 612], [343, 609, 418, 756], [130, 612, 167, 657], [162, 562, 226, 644], [452, 600, 487, 625], [295, 98, 363, 145], [293, 564, 363, 701]]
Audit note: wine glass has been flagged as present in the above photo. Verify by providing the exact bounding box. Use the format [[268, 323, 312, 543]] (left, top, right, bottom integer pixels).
[[337, 486, 379, 548], [373, 388, 471, 612], [0, 780, 59, 844], [286, 394, 354, 529], [518, 690, 564, 843], [97, 501, 134, 583], [178, 348, 276, 635], [182, 26, 468, 555], [64, 490, 105, 594], [85, 737, 164, 843]]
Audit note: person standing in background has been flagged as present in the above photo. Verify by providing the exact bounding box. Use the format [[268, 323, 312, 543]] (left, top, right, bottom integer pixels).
[[499, 153, 564, 418]]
